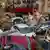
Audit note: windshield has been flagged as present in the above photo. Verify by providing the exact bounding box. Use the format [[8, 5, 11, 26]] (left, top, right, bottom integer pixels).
[[13, 19, 23, 24], [18, 27, 33, 34]]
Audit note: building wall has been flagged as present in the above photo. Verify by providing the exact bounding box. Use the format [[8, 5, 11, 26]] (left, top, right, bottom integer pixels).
[[38, 0, 50, 14], [47, 0, 50, 13]]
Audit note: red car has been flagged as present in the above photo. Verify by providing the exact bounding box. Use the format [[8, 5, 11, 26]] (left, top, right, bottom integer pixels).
[[1, 36, 37, 50]]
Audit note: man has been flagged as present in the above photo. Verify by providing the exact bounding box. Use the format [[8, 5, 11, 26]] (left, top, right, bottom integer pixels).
[[32, 8, 45, 24], [28, 8, 45, 27], [43, 33, 50, 50], [27, 12, 37, 26]]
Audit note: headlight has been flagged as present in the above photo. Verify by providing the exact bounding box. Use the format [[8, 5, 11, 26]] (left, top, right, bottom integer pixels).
[[4, 46, 11, 49]]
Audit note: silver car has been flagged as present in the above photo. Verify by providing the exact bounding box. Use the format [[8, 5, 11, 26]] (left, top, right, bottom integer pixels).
[[10, 24, 36, 37]]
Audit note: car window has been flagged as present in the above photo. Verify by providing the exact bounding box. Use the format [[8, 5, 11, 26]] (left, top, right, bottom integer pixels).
[[18, 27, 33, 34], [13, 19, 23, 24]]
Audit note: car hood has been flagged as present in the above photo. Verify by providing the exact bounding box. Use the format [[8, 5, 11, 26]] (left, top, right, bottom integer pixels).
[[8, 31, 36, 37], [25, 32, 36, 37]]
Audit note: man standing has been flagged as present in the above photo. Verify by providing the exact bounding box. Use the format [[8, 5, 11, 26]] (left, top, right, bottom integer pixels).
[[33, 8, 45, 23], [27, 8, 45, 26]]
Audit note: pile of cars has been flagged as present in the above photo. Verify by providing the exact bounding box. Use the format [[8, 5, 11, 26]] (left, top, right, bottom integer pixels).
[[0, 16, 37, 50], [0, 15, 50, 50]]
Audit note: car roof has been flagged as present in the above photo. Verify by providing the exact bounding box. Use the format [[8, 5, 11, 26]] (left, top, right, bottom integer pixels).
[[12, 17, 23, 21], [14, 24, 29, 28]]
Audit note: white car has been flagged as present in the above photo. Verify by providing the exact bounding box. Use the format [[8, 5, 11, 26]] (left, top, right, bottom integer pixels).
[[11, 17, 24, 24], [10, 24, 36, 37], [39, 22, 48, 30]]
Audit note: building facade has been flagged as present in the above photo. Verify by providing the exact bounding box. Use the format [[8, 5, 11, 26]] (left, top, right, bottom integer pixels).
[[0, 0, 50, 14], [38, 0, 50, 15]]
